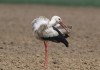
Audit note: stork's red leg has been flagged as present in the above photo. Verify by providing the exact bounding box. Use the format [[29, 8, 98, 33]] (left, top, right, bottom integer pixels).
[[44, 41, 48, 67]]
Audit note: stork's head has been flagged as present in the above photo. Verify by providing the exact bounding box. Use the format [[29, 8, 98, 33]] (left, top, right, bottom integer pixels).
[[51, 16, 62, 23], [51, 16, 68, 32]]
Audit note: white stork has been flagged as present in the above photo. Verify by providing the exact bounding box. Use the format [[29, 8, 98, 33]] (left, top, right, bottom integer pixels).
[[32, 16, 71, 67]]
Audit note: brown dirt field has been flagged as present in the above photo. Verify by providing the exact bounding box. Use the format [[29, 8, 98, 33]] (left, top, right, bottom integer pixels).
[[0, 4, 100, 70]]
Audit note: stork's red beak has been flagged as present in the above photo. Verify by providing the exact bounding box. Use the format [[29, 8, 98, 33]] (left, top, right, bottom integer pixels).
[[59, 21, 69, 33]]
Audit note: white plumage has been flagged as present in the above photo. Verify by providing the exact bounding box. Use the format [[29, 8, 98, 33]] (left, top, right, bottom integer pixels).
[[32, 16, 49, 31], [32, 16, 68, 39]]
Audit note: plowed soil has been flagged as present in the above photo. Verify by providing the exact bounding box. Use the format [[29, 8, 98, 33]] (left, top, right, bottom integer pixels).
[[0, 4, 100, 70]]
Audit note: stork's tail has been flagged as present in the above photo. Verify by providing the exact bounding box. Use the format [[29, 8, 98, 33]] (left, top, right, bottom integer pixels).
[[61, 37, 69, 47]]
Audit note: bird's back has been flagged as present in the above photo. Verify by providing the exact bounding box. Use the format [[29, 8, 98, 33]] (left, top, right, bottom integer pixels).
[[32, 16, 49, 32]]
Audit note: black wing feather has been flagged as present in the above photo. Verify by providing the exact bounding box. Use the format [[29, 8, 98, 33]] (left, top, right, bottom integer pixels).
[[41, 26, 69, 47]]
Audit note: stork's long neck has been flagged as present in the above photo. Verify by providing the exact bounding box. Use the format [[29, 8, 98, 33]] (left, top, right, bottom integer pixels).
[[48, 19, 56, 27]]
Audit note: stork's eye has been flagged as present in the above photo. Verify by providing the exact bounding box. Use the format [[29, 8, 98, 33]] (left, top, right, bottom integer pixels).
[[58, 18, 60, 20]]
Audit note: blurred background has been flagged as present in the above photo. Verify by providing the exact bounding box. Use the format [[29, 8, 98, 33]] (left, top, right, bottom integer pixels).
[[0, 0, 100, 6], [0, 0, 100, 70]]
